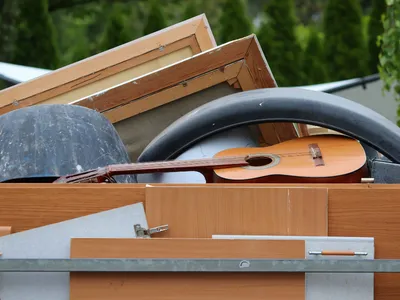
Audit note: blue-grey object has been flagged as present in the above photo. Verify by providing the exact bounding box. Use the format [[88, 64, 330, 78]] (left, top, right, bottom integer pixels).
[[0, 104, 136, 183]]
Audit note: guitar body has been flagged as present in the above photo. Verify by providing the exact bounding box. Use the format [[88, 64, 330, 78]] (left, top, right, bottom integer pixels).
[[212, 134, 368, 183]]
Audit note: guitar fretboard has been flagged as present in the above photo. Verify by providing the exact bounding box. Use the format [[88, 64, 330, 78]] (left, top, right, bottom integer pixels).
[[109, 156, 249, 175]]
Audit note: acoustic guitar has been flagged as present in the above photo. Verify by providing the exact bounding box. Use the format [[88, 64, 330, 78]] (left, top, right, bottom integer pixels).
[[53, 134, 368, 184]]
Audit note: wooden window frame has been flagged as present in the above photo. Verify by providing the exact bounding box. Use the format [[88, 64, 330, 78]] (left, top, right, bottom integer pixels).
[[0, 14, 216, 115]]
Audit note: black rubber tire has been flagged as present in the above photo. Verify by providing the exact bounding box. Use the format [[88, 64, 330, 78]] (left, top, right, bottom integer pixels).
[[138, 88, 400, 164]]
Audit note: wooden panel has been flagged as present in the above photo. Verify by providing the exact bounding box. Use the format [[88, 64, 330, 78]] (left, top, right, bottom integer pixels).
[[71, 238, 305, 258], [70, 238, 305, 300], [329, 189, 400, 300], [145, 186, 328, 237], [0, 14, 215, 113], [4, 182, 394, 234], [0, 184, 145, 232]]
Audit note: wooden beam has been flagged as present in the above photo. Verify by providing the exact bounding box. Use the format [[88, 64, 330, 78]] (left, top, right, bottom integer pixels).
[[0, 14, 216, 115]]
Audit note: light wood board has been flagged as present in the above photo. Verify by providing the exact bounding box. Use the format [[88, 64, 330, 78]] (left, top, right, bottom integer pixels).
[[0, 184, 145, 232], [70, 238, 305, 300], [145, 186, 328, 237], [329, 188, 400, 300]]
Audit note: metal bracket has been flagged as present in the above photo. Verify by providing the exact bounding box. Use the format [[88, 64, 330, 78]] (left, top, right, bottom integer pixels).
[[134, 224, 168, 238], [1, 258, 400, 273]]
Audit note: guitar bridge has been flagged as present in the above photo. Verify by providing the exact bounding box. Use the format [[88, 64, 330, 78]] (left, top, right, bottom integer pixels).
[[309, 143, 325, 166]]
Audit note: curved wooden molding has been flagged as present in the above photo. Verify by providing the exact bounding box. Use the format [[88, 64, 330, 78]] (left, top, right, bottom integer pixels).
[[0, 14, 216, 115]]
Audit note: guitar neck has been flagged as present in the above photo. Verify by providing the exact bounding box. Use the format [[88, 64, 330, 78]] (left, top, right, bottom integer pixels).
[[107, 156, 249, 176]]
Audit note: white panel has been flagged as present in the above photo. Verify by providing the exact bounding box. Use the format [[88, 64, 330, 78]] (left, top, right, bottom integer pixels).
[[0, 203, 147, 300], [212, 235, 374, 300], [137, 126, 259, 183]]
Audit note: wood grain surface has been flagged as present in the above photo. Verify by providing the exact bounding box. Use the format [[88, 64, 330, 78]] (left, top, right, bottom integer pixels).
[[70, 238, 305, 300], [0, 184, 145, 232], [145, 186, 328, 237], [2, 183, 392, 234], [329, 188, 400, 300]]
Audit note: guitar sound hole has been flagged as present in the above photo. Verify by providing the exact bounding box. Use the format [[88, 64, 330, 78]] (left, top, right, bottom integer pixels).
[[245, 155, 273, 167]]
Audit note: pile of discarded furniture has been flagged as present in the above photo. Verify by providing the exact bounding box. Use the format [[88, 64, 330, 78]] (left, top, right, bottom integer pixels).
[[1, 14, 400, 300]]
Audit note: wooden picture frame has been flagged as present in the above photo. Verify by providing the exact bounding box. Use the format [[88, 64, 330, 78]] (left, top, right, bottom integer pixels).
[[64, 34, 308, 150], [0, 14, 216, 115]]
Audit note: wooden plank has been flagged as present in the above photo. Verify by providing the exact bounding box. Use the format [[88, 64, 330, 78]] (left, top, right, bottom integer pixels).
[[329, 188, 400, 300], [145, 186, 328, 237], [70, 238, 305, 300], [103, 60, 244, 123], [73, 36, 254, 112], [70, 238, 305, 258], [0, 184, 145, 232], [0, 14, 215, 113]]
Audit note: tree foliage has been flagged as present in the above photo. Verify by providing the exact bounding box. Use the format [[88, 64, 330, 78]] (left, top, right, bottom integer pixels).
[[182, 0, 199, 20], [98, 4, 134, 52], [378, 0, 400, 122], [143, 0, 167, 36], [0, 0, 383, 90], [218, 0, 253, 44], [368, 0, 387, 73], [323, 0, 368, 81], [10, 0, 60, 69], [257, 0, 304, 86], [0, 0, 19, 62], [302, 28, 328, 84]]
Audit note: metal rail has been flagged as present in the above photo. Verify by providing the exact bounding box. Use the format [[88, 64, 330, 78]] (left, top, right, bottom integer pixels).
[[1, 258, 400, 273]]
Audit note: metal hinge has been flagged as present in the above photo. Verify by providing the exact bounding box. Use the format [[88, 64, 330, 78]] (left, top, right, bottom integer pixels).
[[134, 224, 169, 238]]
